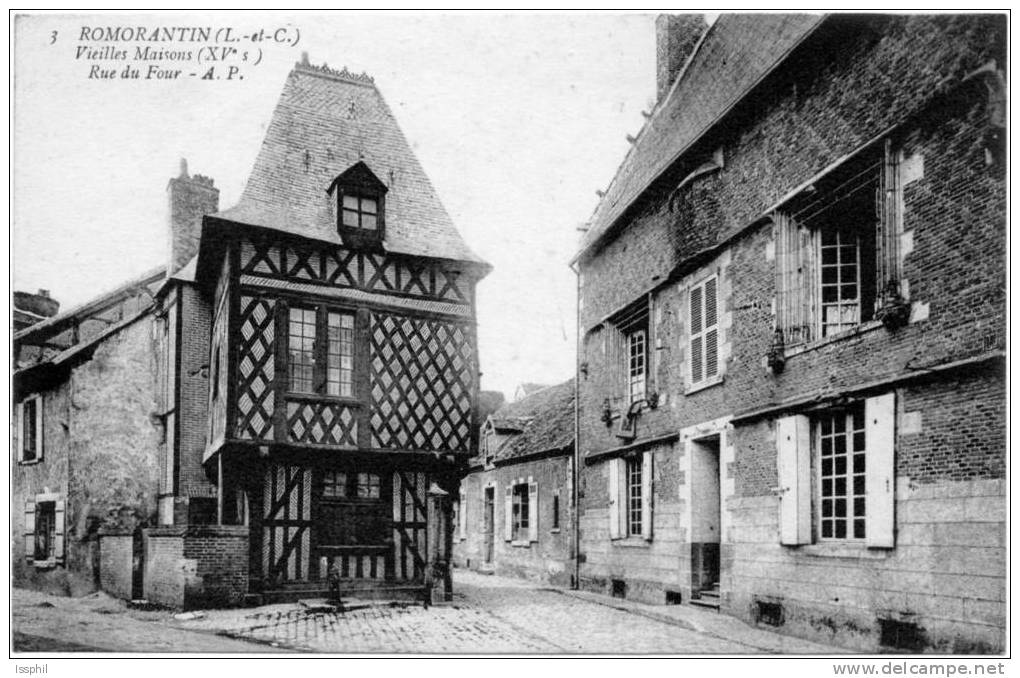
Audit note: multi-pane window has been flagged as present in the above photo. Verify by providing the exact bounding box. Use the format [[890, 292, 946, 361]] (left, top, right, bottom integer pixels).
[[775, 148, 889, 347], [689, 276, 719, 385], [511, 483, 530, 541], [288, 307, 356, 397], [322, 471, 348, 498], [820, 227, 861, 337], [606, 298, 650, 405], [327, 312, 354, 397], [818, 405, 867, 540], [626, 457, 643, 537], [288, 307, 317, 393], [22, 398, 38, 462], [357, 472, 381, 499], [341, 194, 378, 230], [627, 329, 647, 404]]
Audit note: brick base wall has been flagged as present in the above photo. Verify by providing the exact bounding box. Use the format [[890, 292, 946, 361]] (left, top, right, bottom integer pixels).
[[99, 534, 134, 600], [143, 525, 249, 609]]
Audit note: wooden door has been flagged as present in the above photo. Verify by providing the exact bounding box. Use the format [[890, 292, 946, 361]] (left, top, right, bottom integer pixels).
[[262, 464, 312, 584], [483, 486, 495, 564], [391, 470, 428, 581]]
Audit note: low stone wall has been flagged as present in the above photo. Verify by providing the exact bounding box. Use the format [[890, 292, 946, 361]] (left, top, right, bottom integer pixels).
[[143, 525, 249, 610], [98, 533, 135, 600]]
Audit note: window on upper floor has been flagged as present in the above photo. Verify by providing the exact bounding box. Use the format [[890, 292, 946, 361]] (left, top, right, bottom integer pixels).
[[287, 306, 356, 398], [17, 395, 43, 463], [776, 393, 895, 549], [775, 141, 906, 349], [605, 298, 650, 407], [328, 161, 387, 250], [688, 274, 719, 387]]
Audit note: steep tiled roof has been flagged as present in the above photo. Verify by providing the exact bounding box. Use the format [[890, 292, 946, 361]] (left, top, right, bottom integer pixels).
[[217, 60, 487, 265], [492, 379, 575, 463], [575, 14, 824, 260]]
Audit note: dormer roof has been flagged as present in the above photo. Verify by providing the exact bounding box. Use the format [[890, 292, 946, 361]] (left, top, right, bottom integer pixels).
[[215, 58, 487, 267]]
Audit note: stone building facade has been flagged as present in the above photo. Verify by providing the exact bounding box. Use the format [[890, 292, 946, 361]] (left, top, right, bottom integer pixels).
[[454, 380, 575, 586], [573, 14, 1005, 652]]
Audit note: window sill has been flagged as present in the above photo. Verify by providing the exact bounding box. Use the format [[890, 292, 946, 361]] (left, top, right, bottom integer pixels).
[[611, 537, 651, 548], [789, 542, 891, 559], [284, 393, 362, 407], [18, 458, 43, 466], [32, 558, 59, 569], [784, 320, 884, 359], [686, 374, 724, 396], [510, 540, 531, 548], [550, 528, 561, 534]]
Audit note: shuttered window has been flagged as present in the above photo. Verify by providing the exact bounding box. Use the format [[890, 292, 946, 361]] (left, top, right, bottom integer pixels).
[[506, 479, 538, 543], [17, 395, 43, 463], [689, 276, 719, 386], [776, 394, 895, 548], [25, 496, 64, 565], [605, 298, 650, 405], [608, 453, 653, 541], [774, 143, 899, 346]]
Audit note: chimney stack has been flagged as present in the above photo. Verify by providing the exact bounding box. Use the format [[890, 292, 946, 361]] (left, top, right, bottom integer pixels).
[[167, 158, 219, 276], [655, 14, 708, 103]]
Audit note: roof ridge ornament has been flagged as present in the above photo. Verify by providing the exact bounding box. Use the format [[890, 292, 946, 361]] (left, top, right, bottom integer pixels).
[[295, 54, 375, 85]]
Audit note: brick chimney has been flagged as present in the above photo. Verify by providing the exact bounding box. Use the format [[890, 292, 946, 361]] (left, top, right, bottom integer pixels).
[[656, 14, 708, 102], [167, 158, 219, 276]]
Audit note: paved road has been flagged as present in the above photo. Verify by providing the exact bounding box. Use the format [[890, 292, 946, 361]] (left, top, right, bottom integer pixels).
[[13, 571, 841, 654]]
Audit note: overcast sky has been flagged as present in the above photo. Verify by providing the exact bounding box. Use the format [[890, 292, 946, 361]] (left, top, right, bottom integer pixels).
[[13, 12, 662, 398]]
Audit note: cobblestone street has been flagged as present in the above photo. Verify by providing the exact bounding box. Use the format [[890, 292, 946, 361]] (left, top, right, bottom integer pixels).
[[14, 570, 843, 654]]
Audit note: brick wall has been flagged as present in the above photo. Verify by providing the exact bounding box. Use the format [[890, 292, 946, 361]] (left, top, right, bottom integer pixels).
[[575, 14, 1005, 651], [143, 525, 249, 609], [454, 455, 572, 586], [99, 533, 135, 600], [176, 283, 216, 505]]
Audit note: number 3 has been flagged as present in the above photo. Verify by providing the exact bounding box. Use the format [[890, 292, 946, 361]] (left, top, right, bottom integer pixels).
[[50, 30, 57, 44]]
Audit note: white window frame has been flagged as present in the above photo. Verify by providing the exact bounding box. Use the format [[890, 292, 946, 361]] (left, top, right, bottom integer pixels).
[[505, 477, 538, 546], [816, 405, 868, 542], [17, 394, 44, 464], [627, 328, 647, 405], [777, 393, 895, 549], [608, 453, 654, 542], [688, 274, 720, 389]]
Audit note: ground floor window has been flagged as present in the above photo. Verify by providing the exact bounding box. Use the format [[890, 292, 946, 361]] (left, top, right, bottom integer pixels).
[[511, 483, 529, 541], [626, 457, 643, 536], [318, 470, 387, 546], [35, 502, 56, 560]]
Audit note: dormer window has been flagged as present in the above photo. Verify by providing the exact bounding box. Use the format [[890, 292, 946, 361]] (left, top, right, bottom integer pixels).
[[342, 194, 378, 230], [328, 161, 387, 250]]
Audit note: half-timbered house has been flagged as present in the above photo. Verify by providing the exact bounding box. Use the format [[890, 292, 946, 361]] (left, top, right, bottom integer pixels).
[[14, 55, 489, 608]]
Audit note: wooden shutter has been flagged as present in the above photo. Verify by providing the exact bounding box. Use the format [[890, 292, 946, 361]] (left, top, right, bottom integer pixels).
[[504, 484, 513, 541], [865, 393, 896, 548], [690, 284, 703, 384], [641, 451, 653, 541], [777, 415, 811, 545], [704, 277, 719, 380], [54, 499, 65, 562], [35, 397, 44, 461], [608, 458, 621, 540], [528, 479, 539, 542], [24, 500, 35, 561], [690, 276, 719, 385], [16, 401, 24, 461]]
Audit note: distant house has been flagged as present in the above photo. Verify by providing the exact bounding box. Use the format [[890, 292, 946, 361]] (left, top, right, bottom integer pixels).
[[512, 382, 551, 402], [454, 380, 574, 586]]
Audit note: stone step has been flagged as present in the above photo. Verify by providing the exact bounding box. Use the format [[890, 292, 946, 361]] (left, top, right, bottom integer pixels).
[[689, 597, 721, 611]]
